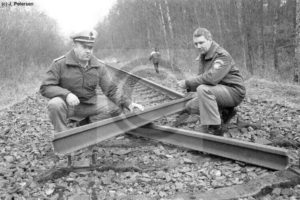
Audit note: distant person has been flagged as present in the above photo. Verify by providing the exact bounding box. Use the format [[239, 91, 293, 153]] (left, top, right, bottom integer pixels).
[[176, 27, 246, 136], [149, 47, 161, 74], [40, 29, 144, 133]]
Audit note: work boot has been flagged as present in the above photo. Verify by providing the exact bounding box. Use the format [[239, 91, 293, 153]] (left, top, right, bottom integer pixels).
[[196, 125, 223, 136], [173, 111, 190, 127], [77, 117, 90, 127], [221, 107, 237, 124], [209, 125, 224, 136], [195, 125, 209, 133]]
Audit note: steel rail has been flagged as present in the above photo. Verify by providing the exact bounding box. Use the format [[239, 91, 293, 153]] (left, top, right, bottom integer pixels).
[[128, 124, 290, 171], [52, 97, 192, 155], [103, 63, 185, 99]]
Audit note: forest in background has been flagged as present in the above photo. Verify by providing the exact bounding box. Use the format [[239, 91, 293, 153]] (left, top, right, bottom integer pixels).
[[1, 0, 300, 108], [0, 7, 65, 108], [94, 0, 299, 81]]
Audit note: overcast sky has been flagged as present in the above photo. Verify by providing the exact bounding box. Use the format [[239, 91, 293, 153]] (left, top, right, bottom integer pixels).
[[33, 0, 116, 37]]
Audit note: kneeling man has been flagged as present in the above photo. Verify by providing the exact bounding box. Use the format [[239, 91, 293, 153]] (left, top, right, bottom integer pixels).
[[177, 27, 246, 136], [40, 29, 143, 133]]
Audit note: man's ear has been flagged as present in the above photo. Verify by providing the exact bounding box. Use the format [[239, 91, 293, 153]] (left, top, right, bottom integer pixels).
[[72, 41, 79, 48]]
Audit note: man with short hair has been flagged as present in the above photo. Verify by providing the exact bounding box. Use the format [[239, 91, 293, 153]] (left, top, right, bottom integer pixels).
[[149, 47, 161, 74], [40, 29, 144, 133], [176, 27, 246, 136]]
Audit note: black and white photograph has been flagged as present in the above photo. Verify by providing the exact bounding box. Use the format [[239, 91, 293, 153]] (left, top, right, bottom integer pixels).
[[1, 0, 300, 199]]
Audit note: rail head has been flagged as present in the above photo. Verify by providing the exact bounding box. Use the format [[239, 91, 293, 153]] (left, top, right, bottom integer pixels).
[[150, 125, 289, 157], [101, 61, 185, 99], [129, 125, 290, 171]]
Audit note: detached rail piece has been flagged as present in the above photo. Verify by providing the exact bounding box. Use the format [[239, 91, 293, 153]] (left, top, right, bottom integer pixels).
[[52, 97, 192, 155], [128, 125, 290, 171]]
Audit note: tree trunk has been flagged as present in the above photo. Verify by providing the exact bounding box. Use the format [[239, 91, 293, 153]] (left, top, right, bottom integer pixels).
[[243, 0, 255, 75], [260, 0, 266, 70], [294, 0, 300, 82], [245, 32, 254, 75], [164, 0, 175, 71], [193, 0, 200, 26], [157, 0, 171, 64], [271, 0, 280, 71], [141, 0, 151, 48], [236, 0, 250, 73], [213, 0, 224, 45]]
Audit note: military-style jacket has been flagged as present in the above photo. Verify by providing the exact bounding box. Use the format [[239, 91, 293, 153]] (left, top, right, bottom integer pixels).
[[40, 50, 130, 108], [185, 41, 246, 100]]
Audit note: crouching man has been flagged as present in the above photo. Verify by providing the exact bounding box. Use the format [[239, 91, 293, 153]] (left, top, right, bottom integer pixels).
[[40, 29, 144, 133], [177, 27, 246, 136]]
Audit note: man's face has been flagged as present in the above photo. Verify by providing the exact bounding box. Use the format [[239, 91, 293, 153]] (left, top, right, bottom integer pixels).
[[73, 42, 94, 61], [193, 36, 212, 55]]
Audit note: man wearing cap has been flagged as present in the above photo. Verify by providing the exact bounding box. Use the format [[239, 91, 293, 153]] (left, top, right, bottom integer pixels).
[[40, 29, 144, 133], [176, 27, 246, 136]]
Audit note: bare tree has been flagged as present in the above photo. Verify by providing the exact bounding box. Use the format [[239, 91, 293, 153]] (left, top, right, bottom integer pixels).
[[260, 0, 266, 70], [213, 0, 224, 45], [236, 0, 248, 73], [294, 0, 300, 82], [164, 0, 175, 70], [94, 0, 298, 79], [270, 0, 280, 71], [157, 0, 171, 62]]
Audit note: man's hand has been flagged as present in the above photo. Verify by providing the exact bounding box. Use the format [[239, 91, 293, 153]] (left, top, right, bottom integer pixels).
[[177, 80, 186, 89], [66, 93, 80, 106], [128, 102, 144, 112]]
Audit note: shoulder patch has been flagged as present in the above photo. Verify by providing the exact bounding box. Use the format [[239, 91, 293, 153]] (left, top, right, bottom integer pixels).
[[53, 55, 66, 63], [214, 59, 224, 65], [213, 59, 224, 70]]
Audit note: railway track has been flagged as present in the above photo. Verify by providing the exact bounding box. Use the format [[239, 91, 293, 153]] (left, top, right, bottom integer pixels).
[[1, 61, 299, 199], [52, 63, 291, 171]]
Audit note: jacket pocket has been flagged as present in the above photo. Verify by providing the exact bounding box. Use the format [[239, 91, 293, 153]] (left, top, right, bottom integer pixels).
[[84, 70, 98, 89]]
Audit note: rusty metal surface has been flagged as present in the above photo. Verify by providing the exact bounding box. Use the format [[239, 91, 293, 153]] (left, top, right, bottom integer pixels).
[[52, 97, 192, 155], [128, 125, 290, 171]]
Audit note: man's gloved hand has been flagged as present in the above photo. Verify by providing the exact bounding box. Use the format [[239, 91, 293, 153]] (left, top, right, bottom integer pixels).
[[177, 80, 186, 89], [128, 102, 144, 112], [66, 93, 80, 106]]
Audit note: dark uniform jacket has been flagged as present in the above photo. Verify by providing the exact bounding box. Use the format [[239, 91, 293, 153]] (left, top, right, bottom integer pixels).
[[40, 50, 130, 108], [185, 41, 246, 102], [149, 51, 161, 64]]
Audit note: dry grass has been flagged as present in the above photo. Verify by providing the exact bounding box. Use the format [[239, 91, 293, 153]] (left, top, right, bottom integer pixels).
[[245, 77, 300, 109], [0, 62, 47, 110]]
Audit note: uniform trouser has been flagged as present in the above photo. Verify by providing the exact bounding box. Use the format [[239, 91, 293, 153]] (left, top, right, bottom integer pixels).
[[47, 95, 122, 133], [185, 84, 242, 125], [153, 63, 159, 73]]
